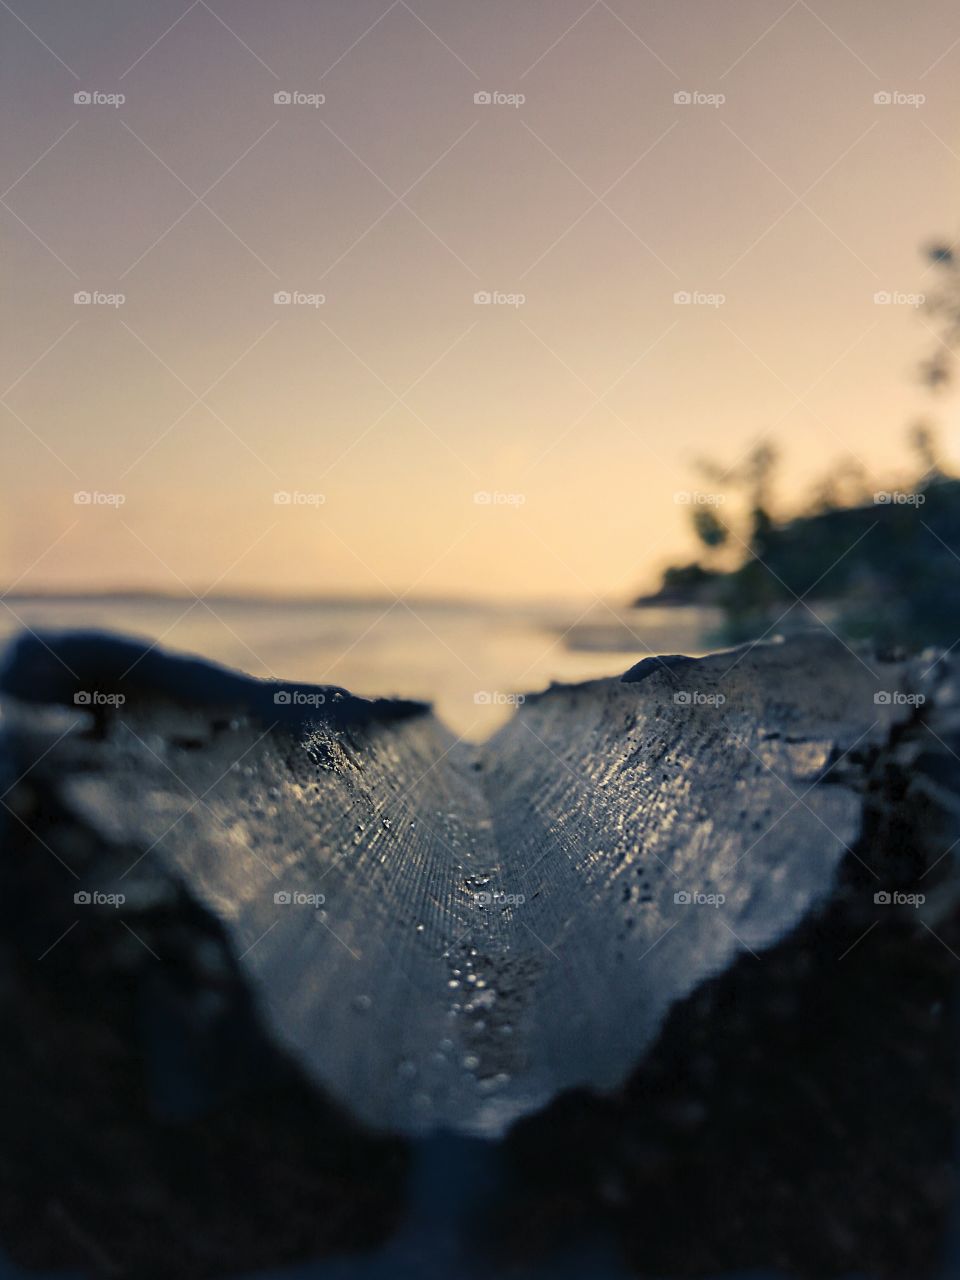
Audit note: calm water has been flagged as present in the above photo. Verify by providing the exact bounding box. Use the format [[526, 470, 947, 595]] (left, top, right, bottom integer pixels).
[[0, 597, 719, 739]]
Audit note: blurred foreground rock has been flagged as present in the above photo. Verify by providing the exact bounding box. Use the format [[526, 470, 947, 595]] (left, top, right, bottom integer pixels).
[[0, 630, 957, 1278]]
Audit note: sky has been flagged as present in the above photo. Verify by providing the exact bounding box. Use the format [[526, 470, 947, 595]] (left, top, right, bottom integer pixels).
[[3, 0, 960, 602]]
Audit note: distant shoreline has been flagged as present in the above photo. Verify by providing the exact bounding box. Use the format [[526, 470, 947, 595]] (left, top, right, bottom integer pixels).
[[1, 589, 500, 610], [1, 589, 661, 613]]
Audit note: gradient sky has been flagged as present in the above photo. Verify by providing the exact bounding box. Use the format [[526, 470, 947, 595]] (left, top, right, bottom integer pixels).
[[3, 0, 960, 601]]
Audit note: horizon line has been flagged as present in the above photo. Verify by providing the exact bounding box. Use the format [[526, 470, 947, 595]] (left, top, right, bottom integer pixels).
[[0, 586, 624, 610]]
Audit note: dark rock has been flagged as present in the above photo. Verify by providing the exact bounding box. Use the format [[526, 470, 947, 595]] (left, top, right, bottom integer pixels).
[[0, 629, 957, 1277]]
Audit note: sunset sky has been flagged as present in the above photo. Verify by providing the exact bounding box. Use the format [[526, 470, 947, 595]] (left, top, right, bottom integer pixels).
[[4, 0, 960, 601]]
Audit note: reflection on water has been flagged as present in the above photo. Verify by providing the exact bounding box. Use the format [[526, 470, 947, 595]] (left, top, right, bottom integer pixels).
[[0, 597, 719, 739]]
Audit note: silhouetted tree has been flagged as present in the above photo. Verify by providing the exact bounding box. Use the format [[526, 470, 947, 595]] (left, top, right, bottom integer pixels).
[[921, 243, 960, 388]]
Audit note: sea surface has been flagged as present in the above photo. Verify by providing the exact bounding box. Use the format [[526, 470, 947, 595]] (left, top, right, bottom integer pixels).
[[0, 596, 720, 739]]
